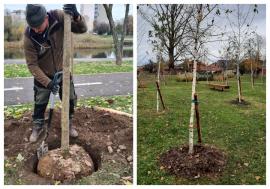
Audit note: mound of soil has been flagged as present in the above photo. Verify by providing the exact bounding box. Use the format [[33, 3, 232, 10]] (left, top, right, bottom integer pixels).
[[4, 107, 133, 184], [230, 99, 251, 106], [37, 144, 94, 182], [159, 144, 227, 179]]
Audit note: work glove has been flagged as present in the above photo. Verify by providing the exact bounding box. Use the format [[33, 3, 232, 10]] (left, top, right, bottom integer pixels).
[[47, 80, 59, 95], [63, 4, 80, 20]]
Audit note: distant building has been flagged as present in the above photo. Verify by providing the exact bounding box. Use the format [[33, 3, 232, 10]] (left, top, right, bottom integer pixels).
[[94, 5, 108, 25], [80, 4, 95, 32], [5, 9, 25, 24], [80, 4, 108, 33], [4, 9, 10, 16]]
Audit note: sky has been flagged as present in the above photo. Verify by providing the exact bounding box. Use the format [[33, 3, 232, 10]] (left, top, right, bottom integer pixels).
[[137, 4, 266, 66], [4, 4, 133, 21]]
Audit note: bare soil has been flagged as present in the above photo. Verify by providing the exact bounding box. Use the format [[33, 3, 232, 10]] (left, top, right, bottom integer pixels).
[[4, 107, 133, 185], [159, 144, 227, 179], [229, 99, 251, 106]]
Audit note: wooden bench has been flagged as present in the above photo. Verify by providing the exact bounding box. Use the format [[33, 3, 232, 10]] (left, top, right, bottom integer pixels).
[[208, 83, 230, 91]]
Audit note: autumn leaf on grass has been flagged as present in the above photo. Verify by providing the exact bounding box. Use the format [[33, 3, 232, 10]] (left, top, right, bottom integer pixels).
[[255, 176, 261, 181], [122, 180, 132, 185], [16, 153, 24, 162]]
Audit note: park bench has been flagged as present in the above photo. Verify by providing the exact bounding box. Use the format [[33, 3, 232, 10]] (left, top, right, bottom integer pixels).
[[208, 83, 230, 91]]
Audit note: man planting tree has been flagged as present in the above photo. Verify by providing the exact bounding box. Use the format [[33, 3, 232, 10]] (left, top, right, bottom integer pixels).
[[24, 4, 87, 142]]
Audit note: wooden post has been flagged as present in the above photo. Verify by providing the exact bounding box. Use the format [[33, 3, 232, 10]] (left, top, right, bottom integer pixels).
[[156, 56, 161, 112], [61, 13, 72, 151], [194, 94, 202, 144], [71, 29, 74, 75], [155, 81, 165, 110], [239, 76, 242, 101]]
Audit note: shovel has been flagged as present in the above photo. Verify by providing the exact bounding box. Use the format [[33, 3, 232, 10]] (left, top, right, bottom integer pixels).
[[37, 72, 62, 159]]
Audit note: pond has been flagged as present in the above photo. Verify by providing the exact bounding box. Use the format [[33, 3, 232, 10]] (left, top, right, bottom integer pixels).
[[4, 48, 133, 59]]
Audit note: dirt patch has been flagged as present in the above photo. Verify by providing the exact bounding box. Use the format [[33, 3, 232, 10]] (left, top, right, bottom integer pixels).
[[229, 99, 251, 106], [159, 144, 227, 179], [4, 107, 133, 184]]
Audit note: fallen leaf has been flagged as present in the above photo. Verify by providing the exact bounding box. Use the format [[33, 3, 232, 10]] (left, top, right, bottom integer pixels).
[[160, 166, 165, 170], [54, 181, 61, 185], [121, 176, 132, 181], [244, 163, 249, 167], [5, 163, 12, 167], [16, 153, 24, 162], [255, 176, 261, 181], [122, 180, 132, 185]]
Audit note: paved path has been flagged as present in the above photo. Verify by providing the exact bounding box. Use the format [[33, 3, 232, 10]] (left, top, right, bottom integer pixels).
[[4, 72, 133, 105]]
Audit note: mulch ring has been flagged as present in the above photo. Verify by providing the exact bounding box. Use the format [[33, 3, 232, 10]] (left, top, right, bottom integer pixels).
[[159, 144, 227, 179], [4, 106, 133, 184], [229, 98, 251, 106]]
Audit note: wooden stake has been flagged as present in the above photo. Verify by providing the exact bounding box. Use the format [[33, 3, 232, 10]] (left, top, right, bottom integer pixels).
[[155, 81, 165, 110], [194, 94, 202, 144], [61, 13, 72, 151], [156, 57, 161, 112]]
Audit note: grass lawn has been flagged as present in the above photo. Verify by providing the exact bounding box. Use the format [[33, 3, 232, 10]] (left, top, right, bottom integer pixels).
[[4, 61, 132, 78], [137, 73, 266, 184]]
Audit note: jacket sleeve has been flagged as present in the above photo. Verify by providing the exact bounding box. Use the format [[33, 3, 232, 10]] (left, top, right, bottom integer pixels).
[[24, 36, 51, 88], [56, 10, 88, 34]]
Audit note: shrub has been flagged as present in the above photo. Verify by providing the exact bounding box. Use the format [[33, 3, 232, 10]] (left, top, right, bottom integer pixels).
[[94, 22, 110, 35], [143, 60, 156, 73], [176, 73, 193, 82]]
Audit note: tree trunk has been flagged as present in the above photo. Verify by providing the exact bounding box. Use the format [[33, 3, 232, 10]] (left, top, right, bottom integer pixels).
[[188, 5, 202, 154], [61, 13, 71, 151], [104, 4, 129, 65], [251, 58, 254, 88], [115, 45, 122, 65], [188, 59, 197, 154], [168, 48, 174, 71]]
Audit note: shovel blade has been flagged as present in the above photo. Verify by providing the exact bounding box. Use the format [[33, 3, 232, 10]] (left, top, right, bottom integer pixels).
[[37, 141, 48, 160]]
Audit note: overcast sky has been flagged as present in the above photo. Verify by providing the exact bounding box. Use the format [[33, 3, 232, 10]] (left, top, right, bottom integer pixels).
[[137, 4, 266, 66], [4, 4, 133, 21]]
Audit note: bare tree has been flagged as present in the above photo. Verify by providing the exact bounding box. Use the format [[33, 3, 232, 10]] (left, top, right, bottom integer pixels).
[[138, 4, 193, 70], [225, 4, 258, 102], [186, 4, 219, 154], [246, 37, 256, 88], [103, 4, 130, 65]]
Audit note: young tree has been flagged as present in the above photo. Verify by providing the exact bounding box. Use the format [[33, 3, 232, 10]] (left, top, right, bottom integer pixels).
[[225, 4, 258, 102], [186, 4, 219, 154], [103, 4, 130, 65], [138, 4, 193, 70], [247, 37, 256, 88]]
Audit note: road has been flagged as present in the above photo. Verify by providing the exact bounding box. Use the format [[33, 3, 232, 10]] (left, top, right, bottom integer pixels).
[[4, 72, 133, 106]]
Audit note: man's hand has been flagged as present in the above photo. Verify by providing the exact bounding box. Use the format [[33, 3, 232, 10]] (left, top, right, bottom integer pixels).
[[63, 4, 80, 20], [47, 81, 59, 95]]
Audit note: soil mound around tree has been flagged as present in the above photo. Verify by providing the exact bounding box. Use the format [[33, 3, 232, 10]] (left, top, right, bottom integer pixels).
[[4, 107, 133, 184], [229, 99, 251, 106], [159, 144, 227, 179]]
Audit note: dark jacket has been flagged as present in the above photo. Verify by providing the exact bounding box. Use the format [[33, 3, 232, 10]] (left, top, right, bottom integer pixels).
[[24, 10, 87, 88]]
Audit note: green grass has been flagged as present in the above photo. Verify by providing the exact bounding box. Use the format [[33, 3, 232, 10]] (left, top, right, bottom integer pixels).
[[4, 95, 132, 119], [137, 74, 266, 185], [4, 61, 133, 78]]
